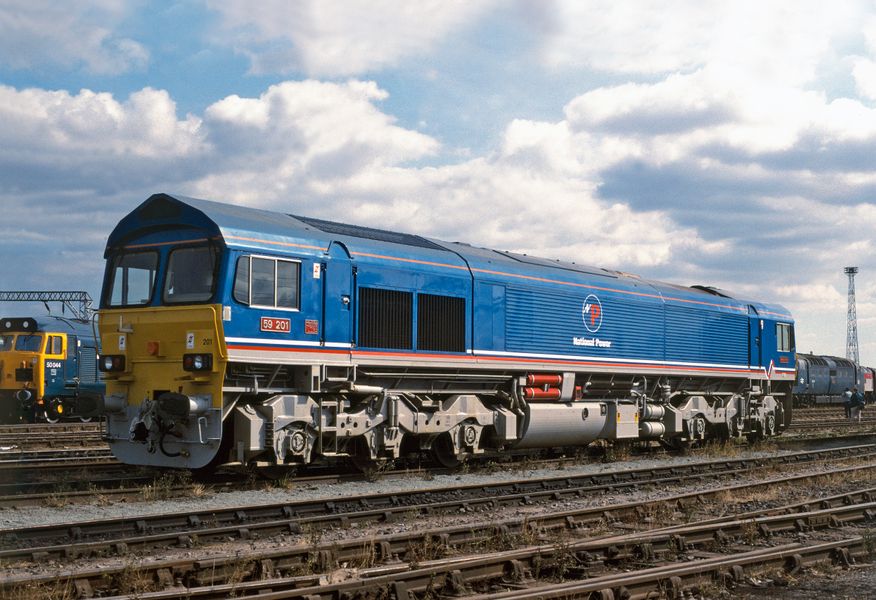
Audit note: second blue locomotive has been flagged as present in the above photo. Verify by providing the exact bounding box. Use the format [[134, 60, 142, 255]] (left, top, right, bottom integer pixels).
[[793, 354, 874, 406], [0, 316, 102, 422]]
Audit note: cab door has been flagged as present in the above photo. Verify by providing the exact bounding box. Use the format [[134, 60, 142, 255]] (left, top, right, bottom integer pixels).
[[321, 242, 353, 346], [748, 306, 762, 368], [43, 334, 66, 397], [65, 335, 79, 389]]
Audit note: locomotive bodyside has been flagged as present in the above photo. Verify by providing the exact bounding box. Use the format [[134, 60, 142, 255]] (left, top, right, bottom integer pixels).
[[0, 316, 102, 422], [97, 194, 796, 469]]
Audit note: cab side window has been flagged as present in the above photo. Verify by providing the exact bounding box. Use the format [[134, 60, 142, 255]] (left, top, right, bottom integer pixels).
[[233, 255, 300, 310], [49, 335, 63, 355], [776, 323, 793, 352]]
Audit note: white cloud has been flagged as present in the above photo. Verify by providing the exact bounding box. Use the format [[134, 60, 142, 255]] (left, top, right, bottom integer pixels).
[[188, 88, 706, 270], [207, 0, 495, 76], [193, 80, 440, 206], [0, 85, 203, 163], [541, 0, 862, 86], [853, 58, 876, 101], [0, 0, 147, 74], [0, 78, 704, 304]]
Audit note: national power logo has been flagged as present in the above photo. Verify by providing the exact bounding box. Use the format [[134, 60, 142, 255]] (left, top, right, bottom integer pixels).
[[582, 294, 603, 333]]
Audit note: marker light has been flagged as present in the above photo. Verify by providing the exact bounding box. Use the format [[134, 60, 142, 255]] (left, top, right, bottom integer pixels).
[[99, 355, 126, 372], [182, 353, 213, 372]]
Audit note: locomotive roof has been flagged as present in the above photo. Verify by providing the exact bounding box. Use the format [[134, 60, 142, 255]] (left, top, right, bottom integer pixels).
[[108, 193, 792, 320], [796, 354, 864, 368], [107, 193, 334, 252], [0, 315, 94, 337]]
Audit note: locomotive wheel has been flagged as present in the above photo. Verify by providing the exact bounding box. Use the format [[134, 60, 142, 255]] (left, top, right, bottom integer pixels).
[[765, 412, 776, 436], [350, 437, 388, 474], [43, 398, 63, 424], [432, 432, 463, 468], [661, 437, 691, 453], [746, 425, 764, 443], [690, 415, 707, 440]]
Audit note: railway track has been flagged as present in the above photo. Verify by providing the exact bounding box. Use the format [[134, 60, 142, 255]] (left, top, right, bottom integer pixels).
[[793, 405, 872, 413], [0, 448, 597, 508], [0, 430, 870, 508], [0, 421, 106, 451], [789, 419, 876, 431], [0, 431, 105, 449], [3, 454, 876, 597], [0, 422, 101, 435], [1, 443, 873, 564], [0, 447, 113, 464]]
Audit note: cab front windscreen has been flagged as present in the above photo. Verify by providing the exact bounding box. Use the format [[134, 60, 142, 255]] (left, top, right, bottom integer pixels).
[[0, 334, 13, 351], [106, 251, 158, 307], [14, 334, 42, 352], [105, 244, 219, 307], [163, 245, 219, 304]]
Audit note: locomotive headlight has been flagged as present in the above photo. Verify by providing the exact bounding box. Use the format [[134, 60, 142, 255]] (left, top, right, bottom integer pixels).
[[182, 353, 212, 372], [99, 354, 126, 372]]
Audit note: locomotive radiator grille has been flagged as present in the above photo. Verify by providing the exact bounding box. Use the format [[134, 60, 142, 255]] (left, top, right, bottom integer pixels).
[[417, 294, 465, 352], [358, 288, 413, 350]]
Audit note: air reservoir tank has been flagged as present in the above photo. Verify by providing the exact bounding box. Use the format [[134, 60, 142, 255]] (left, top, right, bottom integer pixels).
[[514, 402, 608, 449]]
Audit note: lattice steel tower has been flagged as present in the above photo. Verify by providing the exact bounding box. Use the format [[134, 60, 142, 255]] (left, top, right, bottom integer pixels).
[[845, 267, 860, 364]]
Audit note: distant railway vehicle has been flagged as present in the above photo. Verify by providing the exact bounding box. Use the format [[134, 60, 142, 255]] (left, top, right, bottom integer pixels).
[[793, 354, 875, 406], [95, 193, 797, 470], [0, 316, 102, 422]]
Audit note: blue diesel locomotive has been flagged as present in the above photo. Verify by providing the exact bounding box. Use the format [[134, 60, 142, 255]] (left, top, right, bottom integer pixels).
[[95, 193, 796, 469], [0, 316, 102, 422], [793, 354, 874, 406]]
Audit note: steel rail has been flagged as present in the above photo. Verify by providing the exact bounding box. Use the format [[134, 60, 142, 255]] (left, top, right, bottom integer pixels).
[[464, 538, 869, 600], [0, 433, 105, 448], [2, 443, 873, 560], [4, 461, 876, 597], [0, 457, 119, 476], [0, 423, 101, 434], [18, 495, 875, 599], [790, 420, 876, 430], [0, 433, 863, 510], [0, 454, 576, 508], [0, 447, 112, 460]]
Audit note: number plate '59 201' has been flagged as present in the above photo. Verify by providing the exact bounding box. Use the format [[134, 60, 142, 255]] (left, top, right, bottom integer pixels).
[[260, 317, 291, 333]]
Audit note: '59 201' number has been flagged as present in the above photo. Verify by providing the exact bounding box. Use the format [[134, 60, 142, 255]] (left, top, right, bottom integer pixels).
[[260, 317, 291, 333]]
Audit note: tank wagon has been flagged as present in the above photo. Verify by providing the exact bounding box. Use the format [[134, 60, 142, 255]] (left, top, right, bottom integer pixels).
[[0, 316, 102, 422], [95, 193, 797, 470], [793, 354, 874, 406]]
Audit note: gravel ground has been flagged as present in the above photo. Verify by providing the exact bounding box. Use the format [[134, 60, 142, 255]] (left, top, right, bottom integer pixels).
[[0, 443, 849, 531], [734, 564, 876, 599]]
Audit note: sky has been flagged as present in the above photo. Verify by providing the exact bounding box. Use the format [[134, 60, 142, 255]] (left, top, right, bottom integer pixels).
[[1, 1, 876, 363]]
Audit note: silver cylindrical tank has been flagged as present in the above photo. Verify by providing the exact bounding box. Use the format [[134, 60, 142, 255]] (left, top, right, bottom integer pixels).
[[639, 421, 666, 438], [642, 404, 665, 421], [514, 402, 607, 449]]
